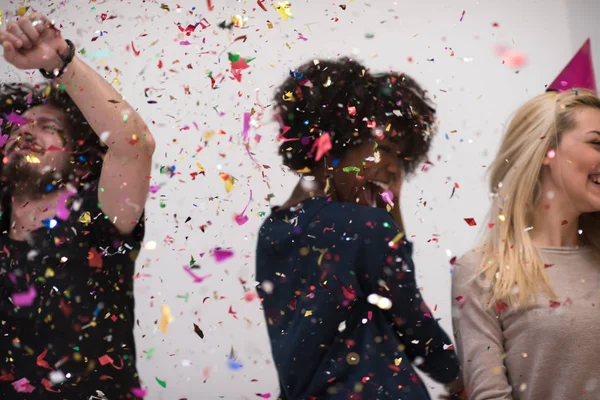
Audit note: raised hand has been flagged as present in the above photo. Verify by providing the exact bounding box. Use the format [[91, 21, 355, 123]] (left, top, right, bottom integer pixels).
[[0, 11, 69, 71]]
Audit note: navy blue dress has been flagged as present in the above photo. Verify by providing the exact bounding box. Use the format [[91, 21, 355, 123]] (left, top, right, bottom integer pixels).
[[256, 197, 460, 400]]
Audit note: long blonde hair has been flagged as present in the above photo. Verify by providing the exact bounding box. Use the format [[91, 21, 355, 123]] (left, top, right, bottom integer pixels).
[[480, 88, 600, 309]]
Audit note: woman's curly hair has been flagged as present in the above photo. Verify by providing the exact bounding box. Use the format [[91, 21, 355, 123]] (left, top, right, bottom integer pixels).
[[0, 82, 106, 183], [274, 57, 437, 175]]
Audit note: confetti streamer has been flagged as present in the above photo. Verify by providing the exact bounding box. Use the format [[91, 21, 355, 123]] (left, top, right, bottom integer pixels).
[[235, 190, 253, 226], [182, 266, 211, 283], [242, 112, 251, 141]]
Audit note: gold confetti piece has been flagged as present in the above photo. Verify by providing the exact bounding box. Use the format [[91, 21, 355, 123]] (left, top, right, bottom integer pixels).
[[219, 173, 235, 193], [267, 20, 273, 29], [204, 130, 215, 140], [159, 304, 174, 333], [196, 162, 205, 173], [0, 10, 4, 26], [394, 357, 402, 366], [25, 155, 40, 164], [282, 91, 295, 101], [274, 2, 293, 20], [304, 310, 313, 317], [17, 6, 29, 17], [78, 211, 91, 226]]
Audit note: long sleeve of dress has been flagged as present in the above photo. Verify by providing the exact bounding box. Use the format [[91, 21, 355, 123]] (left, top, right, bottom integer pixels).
[[357, 214, 460, 384], [451, 253, 514, 400]]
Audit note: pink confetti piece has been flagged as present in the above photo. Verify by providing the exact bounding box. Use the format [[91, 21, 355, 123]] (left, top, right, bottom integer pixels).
[[242, 112, 251, 141], [132, 388, 148, 398], [310, 133, 332, 161], [380, 189, 394, 206], [256, 394, 272, 399], [213, 248, 234, 263], [12, 286, 37, 307], [180, 40, 192, 45], [495, 45, 527, 68], [5, 112, 27, 126], [12, 377, 35, 393], [245, 291, 257, 302], [149, 185, 161, 194], [459, 10, 466, 22], [56, 189, 76, 221], [183, 266, 212, 283]]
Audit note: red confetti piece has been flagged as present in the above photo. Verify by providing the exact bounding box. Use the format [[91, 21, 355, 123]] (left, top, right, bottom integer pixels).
[[549, 300, 561, 308], [229, 305, 238, 319], [207, 0, 214, 11], [494, 301, 507, 312], [157, 60, 163, 69], [131, 41, 140, 56], [488, 223, 495, 229], [464, 218, 477, 226], [36, 349, 53, 371], [257, 0, 268, 11], [41, 378, 60, 393], [544, 264, 554, 269], [88, 248, 103, 269], [492, 22, 500, 27]]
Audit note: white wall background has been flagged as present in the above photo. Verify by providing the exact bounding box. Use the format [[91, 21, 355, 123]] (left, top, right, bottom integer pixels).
[[0, 0, 598, 399]]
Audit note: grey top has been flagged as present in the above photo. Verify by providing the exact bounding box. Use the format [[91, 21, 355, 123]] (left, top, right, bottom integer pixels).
[[452, 246, 600, 400]]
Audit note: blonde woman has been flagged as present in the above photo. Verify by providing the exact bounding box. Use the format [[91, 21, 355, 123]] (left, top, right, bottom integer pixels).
[[452, 45, 600, 399]]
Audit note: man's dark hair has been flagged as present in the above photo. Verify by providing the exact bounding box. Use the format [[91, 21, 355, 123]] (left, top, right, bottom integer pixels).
[[274, 57, 437, 175], [0, 83, 106, 231], [0, 82, 106, 184]]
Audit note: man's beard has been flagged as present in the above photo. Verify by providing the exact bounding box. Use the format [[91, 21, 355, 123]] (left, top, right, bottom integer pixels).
[[1, 154, 73, 199]]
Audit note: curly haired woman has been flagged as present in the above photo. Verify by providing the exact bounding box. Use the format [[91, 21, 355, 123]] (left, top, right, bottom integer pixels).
[[255, 58, 463, 400]]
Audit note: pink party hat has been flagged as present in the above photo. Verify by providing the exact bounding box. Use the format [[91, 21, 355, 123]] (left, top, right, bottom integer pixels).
[[547, 39, 597, 93]]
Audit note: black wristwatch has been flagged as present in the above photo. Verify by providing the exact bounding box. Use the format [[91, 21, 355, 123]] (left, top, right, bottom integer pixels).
[[39, 39, 76, 79]]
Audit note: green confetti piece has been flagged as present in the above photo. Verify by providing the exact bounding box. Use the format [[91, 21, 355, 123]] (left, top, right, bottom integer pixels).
[[228, 52, 241, 62], [176, 293, 190, 302], [342, 166, 361, 176], [155, 377, 167, 388], [146, 347, 155, 359], [258, 211, 266, 217], [159, 201, 166, 208]]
